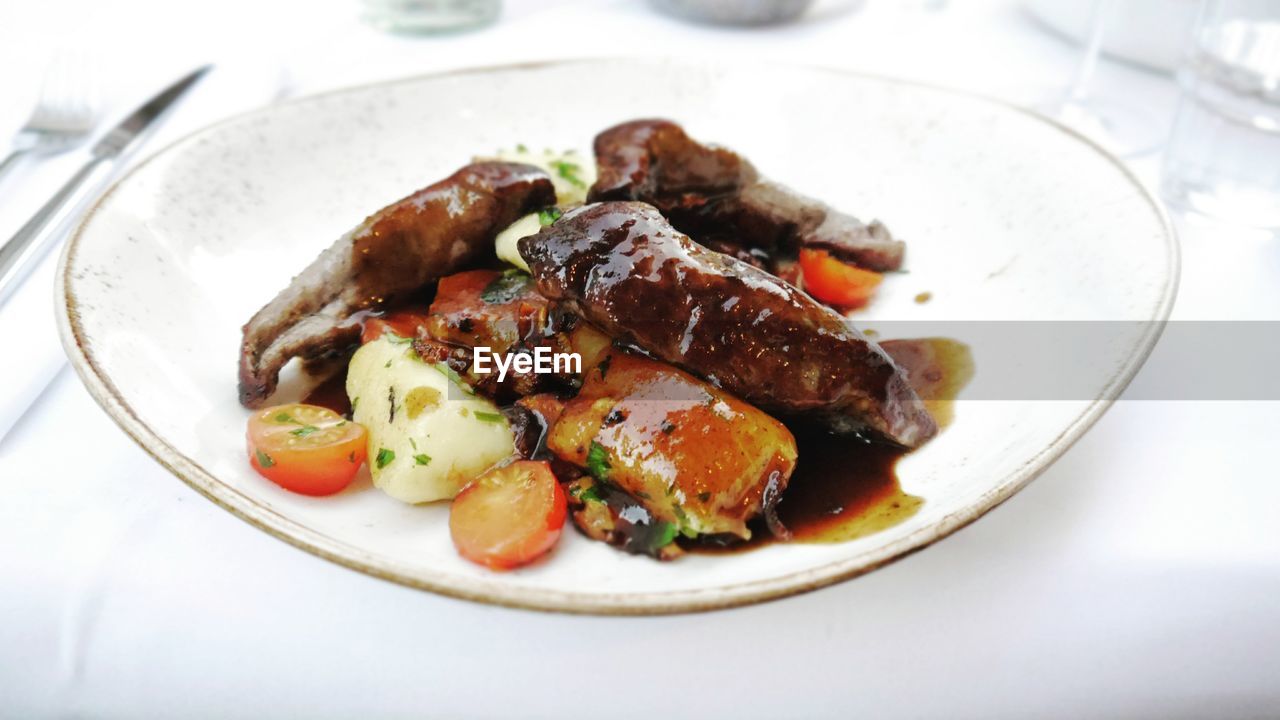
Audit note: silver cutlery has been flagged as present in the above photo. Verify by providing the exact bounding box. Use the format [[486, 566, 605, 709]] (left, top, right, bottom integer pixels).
[[0, 65, 211, 309], [0, 55, 100, 184]]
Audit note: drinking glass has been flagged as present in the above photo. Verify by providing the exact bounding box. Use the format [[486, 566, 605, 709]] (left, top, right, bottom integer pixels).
[[362, 0, 500, 34], [1161, 0, 1280, 229], [1037, 0, 1166, 157]]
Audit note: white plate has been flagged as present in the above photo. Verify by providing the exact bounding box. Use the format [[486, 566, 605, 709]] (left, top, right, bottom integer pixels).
[[58, 60, 1177, 614]]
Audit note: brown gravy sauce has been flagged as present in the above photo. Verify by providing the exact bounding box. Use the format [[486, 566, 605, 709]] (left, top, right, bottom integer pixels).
[[694, 337, 973, 552]]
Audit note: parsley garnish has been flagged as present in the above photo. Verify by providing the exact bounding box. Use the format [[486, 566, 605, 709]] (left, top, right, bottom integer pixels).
[[375, 448, 395, 469], [578, 483, 603, 503], [414, 454, 432, 466], [274, 412, 294, 423], [255, 449, 276, 468], [550, 159, 587, 189], [515, 143, 528, 153], [537, 207, 563, 226], [290, 425, 320, 437], [432, 362, 473, 394], [586, 441, 611, 482], [474, 411, 505, 424], [652, 521, 678, 548], [480, 269, 531, 304]]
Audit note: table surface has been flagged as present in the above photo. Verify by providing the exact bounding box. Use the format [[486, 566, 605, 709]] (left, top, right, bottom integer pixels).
[[2, 1, 1278, 717]]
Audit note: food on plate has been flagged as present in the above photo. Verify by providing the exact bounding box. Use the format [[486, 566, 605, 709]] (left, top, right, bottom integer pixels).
[[797, 248, 883, 308], [238, 119, 964, 569], [246, 403, 368, 496], [519, 201, 935, 447], [549, 324, 797, 554], [482, 147, 596, 271], [238, 162, 556, 408], [345, 334, 516, 503], [589, 118, 905, 272], [449, 460, 567, 570]]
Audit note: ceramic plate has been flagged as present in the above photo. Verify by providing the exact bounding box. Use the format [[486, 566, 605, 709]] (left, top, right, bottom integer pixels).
[[58, 60, 1177, 614]]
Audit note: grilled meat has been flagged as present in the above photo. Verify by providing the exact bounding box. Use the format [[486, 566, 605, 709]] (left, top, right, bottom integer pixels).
[[238, 162, 555, 407], [519, 202, 936, 447], [589, 119, 904, 272]]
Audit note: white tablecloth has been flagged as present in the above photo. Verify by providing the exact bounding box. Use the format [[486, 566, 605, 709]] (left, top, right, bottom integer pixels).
[[2, 1, 1278, 717]]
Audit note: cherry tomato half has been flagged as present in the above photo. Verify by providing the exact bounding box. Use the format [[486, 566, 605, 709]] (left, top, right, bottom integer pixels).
[[799, 248, 883, 308], [449, 460, 567, 570], [247, 403, 367, 496]]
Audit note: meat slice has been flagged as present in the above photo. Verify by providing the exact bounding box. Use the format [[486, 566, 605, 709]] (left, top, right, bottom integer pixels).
[[238, 162, 556, 408], [589, 119, 905, 272], [518, 202, 936, 448]]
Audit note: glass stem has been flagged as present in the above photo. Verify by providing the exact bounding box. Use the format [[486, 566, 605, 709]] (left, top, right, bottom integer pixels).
[[1066, 0, 1111, 106]]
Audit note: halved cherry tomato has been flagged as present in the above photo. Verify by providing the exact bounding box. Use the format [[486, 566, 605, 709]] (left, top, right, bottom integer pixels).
[[449, 460, 567, 570], [361, 308, 433, 344], [799, 248, 883, 308], [247, 403, 368, 496]]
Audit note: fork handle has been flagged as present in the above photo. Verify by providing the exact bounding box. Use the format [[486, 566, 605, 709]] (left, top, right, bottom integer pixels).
[[0, 148, 30, 184], [0, 156, 107, 308]]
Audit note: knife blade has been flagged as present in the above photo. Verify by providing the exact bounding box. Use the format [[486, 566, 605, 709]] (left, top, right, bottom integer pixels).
[[0, 65, 212, 308]]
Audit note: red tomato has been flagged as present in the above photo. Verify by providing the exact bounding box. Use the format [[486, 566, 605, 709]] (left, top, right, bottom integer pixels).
[[361, 308, 433, 344], [247, 403, 368, 496], [449, 461, 567, 570], [798, 248, 883, 308]]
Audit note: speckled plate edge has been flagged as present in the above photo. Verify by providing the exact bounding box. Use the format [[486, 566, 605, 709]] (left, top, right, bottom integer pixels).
[[56, 59, 1181, 616]]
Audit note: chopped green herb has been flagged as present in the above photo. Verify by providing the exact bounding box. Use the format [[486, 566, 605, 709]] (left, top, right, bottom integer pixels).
[[652, 521, 679, 548], [273, 412, 294, 424], [550, 159, 587, 189], [586, 441, 611, 482], [382, 332, 413, 345], [474, 411, 505, 424], [384, 358, 393, 368], [480, 269, 531, 304], [408, 437, 417, 450], [375, 448, 395, 469], [680, 526, 699, 540], [432, 363, 474, 394], [515, 143, 528, 153], [537, 207, 563, 226], [255, 449, 276, 468], [289, 425, 320, 438], [414, 454, 432, 466], [578, 483, 603, 503]]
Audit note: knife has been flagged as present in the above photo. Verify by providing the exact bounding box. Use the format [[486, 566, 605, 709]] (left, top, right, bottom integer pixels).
[[0, 65, 211, 308]]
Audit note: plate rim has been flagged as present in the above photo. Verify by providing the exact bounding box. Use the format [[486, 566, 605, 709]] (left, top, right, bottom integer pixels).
[[56, 58, 1181, 615]]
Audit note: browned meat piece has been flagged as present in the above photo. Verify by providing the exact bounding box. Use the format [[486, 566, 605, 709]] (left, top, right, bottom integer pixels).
[[548, 324, 797, 548], [589, 119, 905, 272], [238, 162, 556, 408], [519, 202, 936, 447], [420, 268, 575, 401]]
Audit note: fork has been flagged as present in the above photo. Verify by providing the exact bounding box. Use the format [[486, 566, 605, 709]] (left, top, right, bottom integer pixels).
[[0, 54, 99, 184]]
